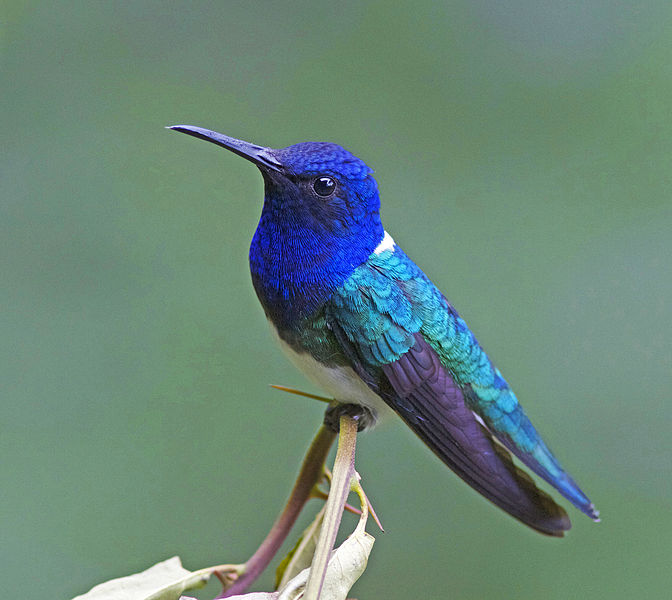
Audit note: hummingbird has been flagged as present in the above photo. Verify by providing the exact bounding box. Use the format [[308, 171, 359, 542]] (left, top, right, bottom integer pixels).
[[169, 125, 599, 536]]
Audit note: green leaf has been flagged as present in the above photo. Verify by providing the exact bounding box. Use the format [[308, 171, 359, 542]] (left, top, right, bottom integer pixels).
[[71, 556, 213, 600]]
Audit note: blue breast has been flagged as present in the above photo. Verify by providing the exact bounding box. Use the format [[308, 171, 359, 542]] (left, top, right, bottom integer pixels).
[[249, 173, 384, 331]]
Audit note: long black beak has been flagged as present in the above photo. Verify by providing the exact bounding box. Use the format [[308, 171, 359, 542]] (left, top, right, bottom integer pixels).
[[168, 125, 283, 172]]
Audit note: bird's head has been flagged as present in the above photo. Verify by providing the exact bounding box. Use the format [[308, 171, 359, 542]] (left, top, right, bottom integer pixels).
[[169, 125, 382, 243], [169, 125, 385, 322]]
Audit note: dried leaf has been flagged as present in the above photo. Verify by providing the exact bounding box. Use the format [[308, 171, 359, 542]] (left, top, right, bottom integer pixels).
[[276, 524, 374, 600], [275, 505, 326, 589], [72, 556, 212, 600], [320, 525, 374, 599]]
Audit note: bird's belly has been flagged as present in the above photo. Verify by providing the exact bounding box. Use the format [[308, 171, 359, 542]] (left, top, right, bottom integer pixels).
[[268, 323, 391, 424]]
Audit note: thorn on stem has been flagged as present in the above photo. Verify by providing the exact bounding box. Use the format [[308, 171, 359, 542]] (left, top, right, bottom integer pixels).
[[365, 492, 385, 533], [270, 384, 332, 403]]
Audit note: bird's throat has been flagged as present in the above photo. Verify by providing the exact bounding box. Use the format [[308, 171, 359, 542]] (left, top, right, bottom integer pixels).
[[249, 230, 350, 329], [249, 223, 383, 330]]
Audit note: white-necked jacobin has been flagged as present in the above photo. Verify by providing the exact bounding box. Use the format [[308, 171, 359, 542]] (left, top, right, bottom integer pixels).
[[169, 125, 599, 536]]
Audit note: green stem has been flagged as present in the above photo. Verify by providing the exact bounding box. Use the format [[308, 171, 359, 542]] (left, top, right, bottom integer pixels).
[[218, 424, 336, 598], [303, 415, 358, 600]]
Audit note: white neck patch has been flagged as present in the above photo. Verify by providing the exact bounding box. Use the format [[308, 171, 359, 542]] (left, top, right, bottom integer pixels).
[[374, 231, 395, 255]]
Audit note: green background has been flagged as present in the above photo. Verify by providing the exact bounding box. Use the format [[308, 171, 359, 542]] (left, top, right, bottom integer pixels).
[[2, 2, 671, 598]]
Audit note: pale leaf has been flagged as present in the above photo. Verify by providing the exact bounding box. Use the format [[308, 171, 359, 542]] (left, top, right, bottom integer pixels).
[[277, 523, 374, 600], [72, 556, 211, 600]]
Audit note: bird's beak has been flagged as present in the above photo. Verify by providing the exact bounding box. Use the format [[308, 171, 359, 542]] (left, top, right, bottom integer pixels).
[[167, 125, 283, 173]]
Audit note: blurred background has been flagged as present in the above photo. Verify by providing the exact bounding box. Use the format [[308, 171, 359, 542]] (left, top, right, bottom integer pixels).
[[2, 2, 671, 598]]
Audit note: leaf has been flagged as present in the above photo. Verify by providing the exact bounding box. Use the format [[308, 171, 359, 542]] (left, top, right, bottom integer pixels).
[[72, 556, 213, 600], [275, 505, 326, 589], [276, 523, 374, 600], [320, 523, 374, 600]]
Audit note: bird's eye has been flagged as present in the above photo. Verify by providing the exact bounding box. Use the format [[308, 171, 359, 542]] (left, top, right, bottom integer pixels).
[[312, 176, 336, 197]]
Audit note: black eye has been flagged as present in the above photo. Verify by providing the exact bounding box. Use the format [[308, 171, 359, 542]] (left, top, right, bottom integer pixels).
[[312, 176, 336, 197]]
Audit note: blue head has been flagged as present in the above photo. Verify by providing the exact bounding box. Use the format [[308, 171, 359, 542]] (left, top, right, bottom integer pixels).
[[169, 126, 384, 327]]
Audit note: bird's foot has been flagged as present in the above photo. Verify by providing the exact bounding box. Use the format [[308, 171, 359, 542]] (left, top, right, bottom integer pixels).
[[323, 402, 375, 432]]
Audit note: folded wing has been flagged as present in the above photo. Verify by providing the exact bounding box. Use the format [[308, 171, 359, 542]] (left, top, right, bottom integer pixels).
[[382, 332, 571, 536]]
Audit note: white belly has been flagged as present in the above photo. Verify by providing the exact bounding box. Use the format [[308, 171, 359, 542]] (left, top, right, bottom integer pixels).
[[269, 324, 392, 424]]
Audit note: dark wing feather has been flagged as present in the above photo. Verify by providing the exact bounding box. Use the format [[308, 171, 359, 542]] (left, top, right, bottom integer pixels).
[[382, 333, 571, 536], [329, 315, 571, 536]]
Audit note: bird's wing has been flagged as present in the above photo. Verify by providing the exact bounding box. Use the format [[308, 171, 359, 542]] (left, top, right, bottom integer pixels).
[[325, 246, 596, 534]]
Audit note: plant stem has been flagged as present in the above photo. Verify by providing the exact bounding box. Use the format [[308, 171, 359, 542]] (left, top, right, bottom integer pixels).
[[217, 424, 336, 598], [303, 415, 358, 600]]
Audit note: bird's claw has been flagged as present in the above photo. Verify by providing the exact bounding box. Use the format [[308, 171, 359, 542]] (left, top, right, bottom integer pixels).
[[323, 402, 375, 432]]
